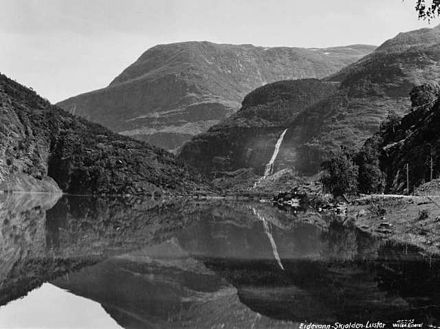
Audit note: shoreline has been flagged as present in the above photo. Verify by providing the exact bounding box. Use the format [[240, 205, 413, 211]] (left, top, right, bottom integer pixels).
[[4, 188, 440, 257], [346, 194, 440, 256]]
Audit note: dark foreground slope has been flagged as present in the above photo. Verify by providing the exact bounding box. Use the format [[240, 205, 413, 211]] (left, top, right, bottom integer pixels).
[[179, 25, 440, 176], [0, 74, 200, 194], [359, 82, 440, 193], [57, 42, 375, 151]]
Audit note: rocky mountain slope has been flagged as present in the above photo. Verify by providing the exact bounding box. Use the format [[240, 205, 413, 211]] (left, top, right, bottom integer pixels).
[[57, 41, 375, 151], [360, 82, 440, 193], [0, 74, 201, 194], [178, 79, 338, 175], [179, 25, 440, 177]]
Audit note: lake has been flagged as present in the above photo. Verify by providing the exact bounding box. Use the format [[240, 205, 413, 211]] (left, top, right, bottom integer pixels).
[[0, 193, 439, 328]]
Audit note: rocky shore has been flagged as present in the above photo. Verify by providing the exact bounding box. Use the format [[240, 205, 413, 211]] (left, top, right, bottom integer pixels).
[[273, 187, 440, 256], [347, 195, 440, 255]]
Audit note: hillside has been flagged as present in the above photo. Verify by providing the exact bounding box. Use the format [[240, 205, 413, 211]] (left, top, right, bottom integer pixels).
[[178, 79, 338, 175], [281, 24, 440, 175], [359, 82, 440, 193], [57, 41, 375, 151], [179, 25, 440, 177], [0, 74, 201, 195]]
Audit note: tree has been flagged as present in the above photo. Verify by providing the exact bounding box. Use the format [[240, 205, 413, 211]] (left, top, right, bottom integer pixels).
[[321, 148, 358, 197], [414, 0, 440, 20], [355, 137, 385, 194], [380, 110, 401, 135]]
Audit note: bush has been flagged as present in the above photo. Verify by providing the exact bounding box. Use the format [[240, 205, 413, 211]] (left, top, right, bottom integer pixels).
[[368, 201, 387, 217], [418, 209, 429, 221]]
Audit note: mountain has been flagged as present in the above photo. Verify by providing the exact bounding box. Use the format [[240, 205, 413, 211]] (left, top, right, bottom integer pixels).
[[0, 74, 200, 194], [179, 25, 440, 177], [57, 41, 375, 151], [282, 24, 440, 174]]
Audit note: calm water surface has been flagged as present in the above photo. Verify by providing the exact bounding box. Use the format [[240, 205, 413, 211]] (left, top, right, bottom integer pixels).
[[0, 193, 439, 328]]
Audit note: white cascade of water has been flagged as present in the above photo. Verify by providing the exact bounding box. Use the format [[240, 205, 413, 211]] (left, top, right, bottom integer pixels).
[[253, 129, 288, 188], [263, 128, 288, 178]]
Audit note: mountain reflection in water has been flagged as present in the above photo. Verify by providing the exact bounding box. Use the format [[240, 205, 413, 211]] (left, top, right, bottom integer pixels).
[[0, 193, 439, 328]]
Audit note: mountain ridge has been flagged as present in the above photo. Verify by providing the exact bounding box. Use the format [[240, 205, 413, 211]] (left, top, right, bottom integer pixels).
[[57, 41, 375, 151]]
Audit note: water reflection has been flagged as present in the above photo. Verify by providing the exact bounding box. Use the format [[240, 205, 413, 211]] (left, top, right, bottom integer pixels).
[[0, 283, 122, 329], [253, 207, 285, 270], [0, 193, 439, 328]]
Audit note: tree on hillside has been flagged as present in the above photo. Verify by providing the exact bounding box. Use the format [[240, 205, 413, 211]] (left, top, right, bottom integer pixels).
[[414, 0, 440, 20], [321, 148, 358, 197], [355, 136, 385, 194], [379, 110, 401, 139]]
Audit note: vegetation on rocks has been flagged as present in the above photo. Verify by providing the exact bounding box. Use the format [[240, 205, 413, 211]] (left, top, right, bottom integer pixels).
[[320, 81, 440, 196], [0, 74, 203, 195], [360, 82, 440, 194]]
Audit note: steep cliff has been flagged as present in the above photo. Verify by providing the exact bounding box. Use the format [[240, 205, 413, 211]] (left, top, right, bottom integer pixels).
[[57, 42, 375, 151], [178, 79, 337, 176], [0, 74, 201, 194]]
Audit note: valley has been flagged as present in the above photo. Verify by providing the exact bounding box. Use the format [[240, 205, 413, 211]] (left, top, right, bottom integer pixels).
[[4, 21, 440, 328], [57, 42, 374, 151], [4, 1, 440, 328]]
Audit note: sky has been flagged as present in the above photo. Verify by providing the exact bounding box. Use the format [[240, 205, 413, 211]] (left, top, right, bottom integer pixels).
[[0, 0, 436, 103]]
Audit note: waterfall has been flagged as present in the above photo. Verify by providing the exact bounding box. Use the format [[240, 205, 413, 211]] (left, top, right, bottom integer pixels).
[[263, 129, 288, 178], [253, 129, 288, 188]]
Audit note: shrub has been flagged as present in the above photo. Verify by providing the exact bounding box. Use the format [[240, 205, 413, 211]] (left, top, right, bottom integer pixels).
[[418, 209, 429, 221]]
